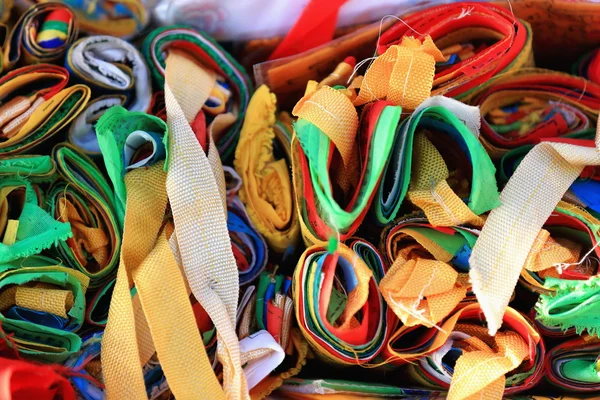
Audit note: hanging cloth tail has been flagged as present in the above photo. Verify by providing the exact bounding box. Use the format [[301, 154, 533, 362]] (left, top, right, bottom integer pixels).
[[164, 51, 250, 399]]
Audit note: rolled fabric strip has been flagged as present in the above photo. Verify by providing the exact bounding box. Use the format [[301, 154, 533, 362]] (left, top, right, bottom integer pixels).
[[544, 334, 600, 392], [85, 278, 114, 327], [499, 129, 597, 186], [65, 35, 152, 156], [48, 143, 121, 288], [377, 2, 533, 99], [228, 195, 268, 286], [292, 92, 401, 243], [375, 102, 499, 227], [519, 201, 600, 295], [223, 167, 269, 287], [0, 261, 90, 362], [142, 25, 252, 160], [2, 3, 77, 72], [0, 175, 71, 263], [49, 0, 148, 37], [384, 304, 544, 399], [0, 64, 90, 156], [293, 240, 393, 365], [234, 85, 300, 253], [468, 69, 600, 159], [379, 216, 477, 328], [573, 48, 600, 85]]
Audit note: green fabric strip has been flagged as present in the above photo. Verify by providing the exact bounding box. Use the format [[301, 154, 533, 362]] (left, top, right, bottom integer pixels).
[[0, 177, 72, 263], [95, 105, 169, 228]]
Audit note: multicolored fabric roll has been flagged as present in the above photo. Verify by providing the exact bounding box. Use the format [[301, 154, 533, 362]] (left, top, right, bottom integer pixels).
[[544, 335, 600, 392], [377, 2, 533, 99], [374, 97, 499, 226], [65, 35, 151, 156], [573, 48, 600, 85], [0, 259, 90, 362], [293, 239, 393, 365], [292, 91, 401, 243], [142, 25, 252, 160], [384, 304, 545, 399], [519, 201, 600, 295], [234, 85, 299, 254], [468, 69, 600, 158], [85, 278, 114, 327], [250, 271, 294, 350], [2, 3, 77, 73], [34, 0, 148, 38], [64, 331, 173, 400], [379, 216, 477, 328], [47, 143, 121, 288], [0, 64, 90, 156], [224, 167, 268, 286]]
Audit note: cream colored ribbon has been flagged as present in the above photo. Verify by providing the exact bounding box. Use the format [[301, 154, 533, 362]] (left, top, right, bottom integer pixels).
[[164, 51, 249, 399], [470, 120, 600, 335]]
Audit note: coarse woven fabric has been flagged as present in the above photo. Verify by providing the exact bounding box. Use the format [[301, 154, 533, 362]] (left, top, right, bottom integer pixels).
[[353, 36, 444, 110], [102, 162, 223, 399], [470, 119, 600, 336], [164, 51, 249, 399]]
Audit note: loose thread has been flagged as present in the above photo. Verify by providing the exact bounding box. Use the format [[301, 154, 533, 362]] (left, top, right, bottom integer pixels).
[[554, 240, 600, 274]]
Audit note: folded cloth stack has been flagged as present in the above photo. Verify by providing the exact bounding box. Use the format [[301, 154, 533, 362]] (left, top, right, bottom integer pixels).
[[374, 97, 498, 226], [27, 0, 149, 38], [467, 69, 600, 159], [142, 25, 252, 161], [377, 2, 533, 99], [234, 85, 300, 254], [0, 256, 90, 363], [0, 64, 90, 155], [544, 334, 600, 392], [65, 35, 152, 156], [293, 239, 393, 365], [519, 201, 600, 294], [2, 3, 77, 74], [292, 93, 401, 243], [46, 144, 121, 288], [0, 1, 599, 400], [401, 304, 545, 398], [223, 167, 268, 286]]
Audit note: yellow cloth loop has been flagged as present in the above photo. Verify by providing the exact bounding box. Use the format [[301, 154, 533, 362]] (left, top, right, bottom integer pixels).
[[407, 132, 485, 227], [234, 85, 300, 253], [102, 162, 224, 400], [353, 35, 444, 110]]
